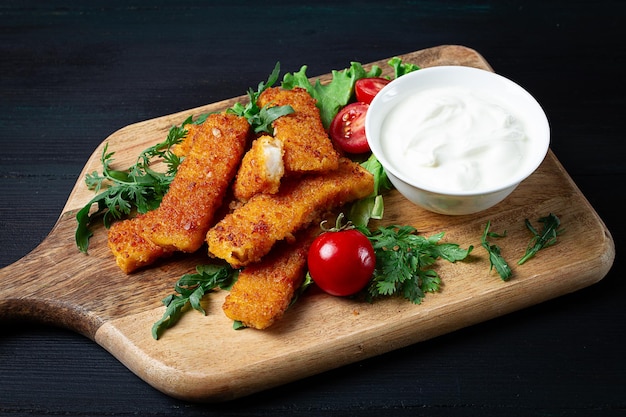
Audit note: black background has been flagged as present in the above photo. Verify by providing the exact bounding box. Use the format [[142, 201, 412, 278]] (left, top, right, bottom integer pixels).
[[1, 1, 624, 416]]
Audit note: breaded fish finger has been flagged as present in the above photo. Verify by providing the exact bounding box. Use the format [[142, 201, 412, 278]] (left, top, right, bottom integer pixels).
[[206, 158, 374, 268], [221, 227, 318, 329], [143, 113, 250, 252]]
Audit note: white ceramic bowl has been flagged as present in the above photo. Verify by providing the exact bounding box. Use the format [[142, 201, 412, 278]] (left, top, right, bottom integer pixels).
[[365, 65, 550, 215]]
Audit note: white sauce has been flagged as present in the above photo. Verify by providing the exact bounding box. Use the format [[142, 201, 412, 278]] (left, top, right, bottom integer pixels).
[[381, 86, 530, 193]]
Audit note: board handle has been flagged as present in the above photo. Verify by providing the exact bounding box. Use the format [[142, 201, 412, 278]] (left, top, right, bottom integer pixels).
[[0, 213, 105, 338]]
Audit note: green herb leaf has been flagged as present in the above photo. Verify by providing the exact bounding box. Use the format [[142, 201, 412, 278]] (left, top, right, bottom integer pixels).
[[360, 225, 472, 304], [481, 221, 512, 281], [249, 103, 295, 134], [387, 56, 420, 78], [227, 62, 294, 134], [347, 154, 393, 227], [151, 264, 238, 340], [518, 213, 563, 265]]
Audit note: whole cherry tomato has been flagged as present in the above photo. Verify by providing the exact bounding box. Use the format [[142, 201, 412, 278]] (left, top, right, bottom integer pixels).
[[355, 77, 391, 104], [307, 228, 375, 297], [329, 102, 370, 154]]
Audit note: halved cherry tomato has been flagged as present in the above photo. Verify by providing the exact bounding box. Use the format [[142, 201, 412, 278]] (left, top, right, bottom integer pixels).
[[329, 102, 370, 154], [307, 229, 375, 297], [355, 77, 391, 105]]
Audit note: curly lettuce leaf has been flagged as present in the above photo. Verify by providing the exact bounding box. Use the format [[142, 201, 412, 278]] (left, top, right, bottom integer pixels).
[[282, 62, 382, 128], [347, 154, 393, 227]]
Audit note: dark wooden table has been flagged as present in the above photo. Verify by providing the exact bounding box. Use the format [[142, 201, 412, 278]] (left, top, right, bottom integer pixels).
[[1, 1, 624, 415]]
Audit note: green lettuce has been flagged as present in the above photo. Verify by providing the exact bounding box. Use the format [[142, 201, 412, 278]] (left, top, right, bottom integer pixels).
[[281, 62, 382, 128]]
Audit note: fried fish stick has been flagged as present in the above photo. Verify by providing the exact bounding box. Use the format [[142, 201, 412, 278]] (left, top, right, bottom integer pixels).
[[232, 135, 284, 202], [206, 158, 374, 268], [222, 228, 317, 329], [257, 87, 339, 174], [142, 112, 250, 252], [107, 217, 173, 274], [107, 113, 250, 273]]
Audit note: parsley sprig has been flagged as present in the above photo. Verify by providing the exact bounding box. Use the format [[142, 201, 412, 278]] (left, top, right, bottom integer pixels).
[[75, 114, 206, 253], [152, 264, 238, 340], [359, 225, 473, 304]]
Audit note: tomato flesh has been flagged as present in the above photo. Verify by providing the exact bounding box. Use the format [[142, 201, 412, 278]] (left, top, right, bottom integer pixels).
[[329, 102, 370, 154], [307, 229, 375, 297], [355, 77, 391, 105]]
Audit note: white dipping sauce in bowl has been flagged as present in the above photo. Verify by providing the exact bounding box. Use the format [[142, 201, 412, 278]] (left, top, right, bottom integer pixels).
[[366, 66, 550, 215], [381, 86, 529, 193]]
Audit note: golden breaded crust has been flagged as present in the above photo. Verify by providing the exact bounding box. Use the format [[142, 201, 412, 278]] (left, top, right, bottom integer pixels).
[[221, 228, 317, 329], [107, 216, 173, 274], [257, 87, 339, 174], [142, 113, 250, 252], [206, 158, 374, 268], [232, 135, 284, 202]]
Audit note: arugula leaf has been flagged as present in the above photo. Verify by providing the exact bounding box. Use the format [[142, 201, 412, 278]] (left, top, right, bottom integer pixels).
[[282, 62, 382, 128], [247, 104, 295, 134], [227, 62, 294, 134], [152, 264, 238, 340], [359, 225, 472, 304], [518, 213, 563, 265], [480, 221, 512, 281], [76, 115, 200, 253]]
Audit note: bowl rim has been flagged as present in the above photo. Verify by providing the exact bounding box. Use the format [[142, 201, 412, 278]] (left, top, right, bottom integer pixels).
[[365, 65, 551, 197]]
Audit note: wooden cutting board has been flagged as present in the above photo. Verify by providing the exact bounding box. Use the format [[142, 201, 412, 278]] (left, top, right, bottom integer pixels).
[[0, 45, 615, 402]]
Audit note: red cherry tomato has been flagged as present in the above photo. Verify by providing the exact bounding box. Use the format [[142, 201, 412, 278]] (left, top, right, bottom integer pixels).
[[329, 102, 370, 154], [355, 77, 391, 104], [307, 229, 375, 297]]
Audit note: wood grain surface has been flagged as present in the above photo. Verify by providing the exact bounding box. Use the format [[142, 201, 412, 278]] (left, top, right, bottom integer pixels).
[[0, 45, 615, 402]]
